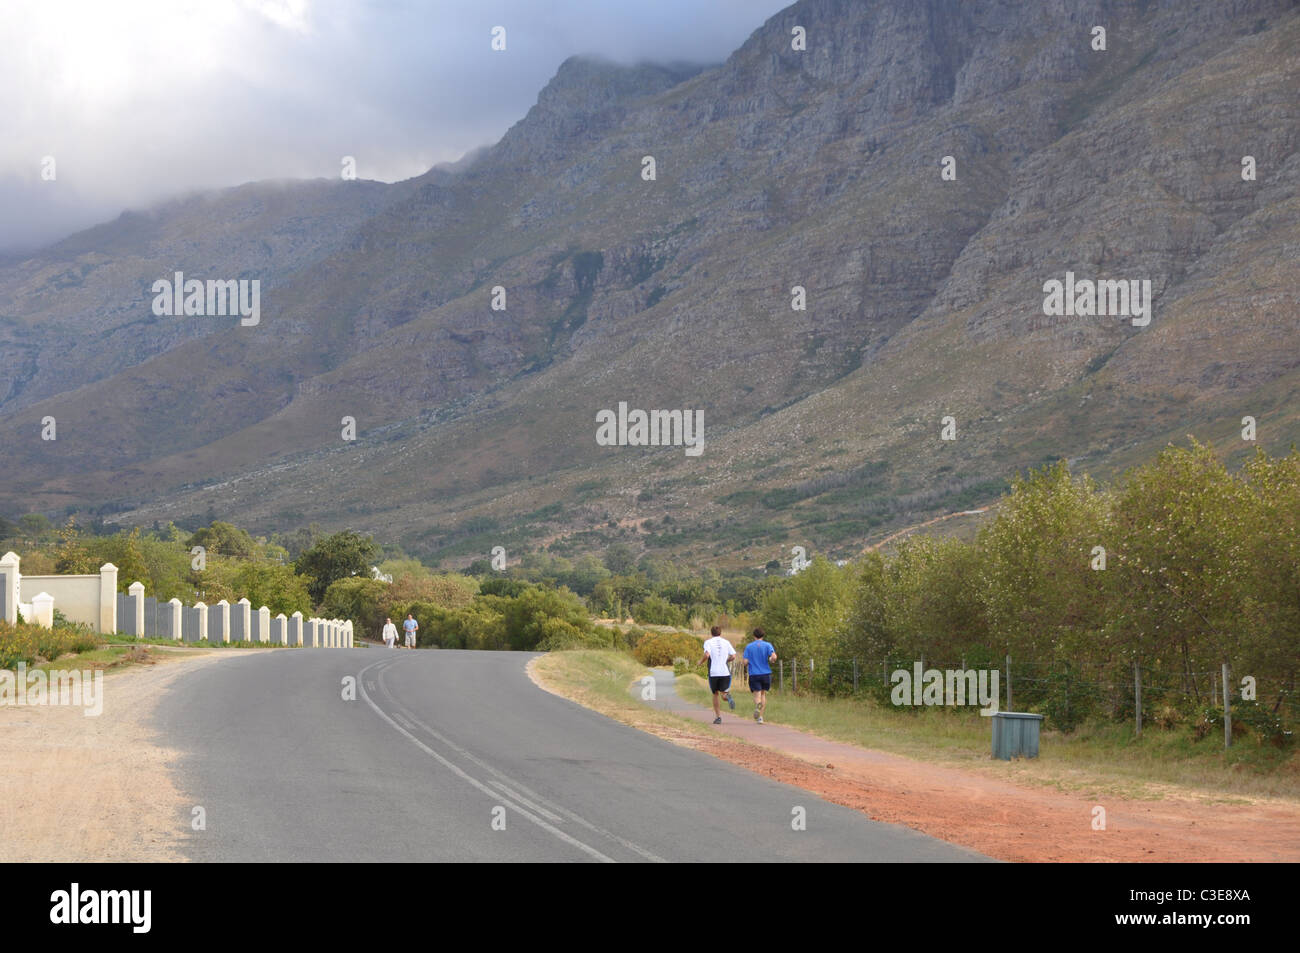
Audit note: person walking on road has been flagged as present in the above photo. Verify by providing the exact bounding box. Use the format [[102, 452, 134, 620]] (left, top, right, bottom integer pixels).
[[700, 625, 736, 724], [741, 628, 778, 724], [382, 617, 398, 649], [403, 613, 419, 648]]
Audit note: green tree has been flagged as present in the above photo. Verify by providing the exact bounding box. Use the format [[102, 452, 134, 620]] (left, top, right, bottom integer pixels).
[[978, 461, 1111, 664], [321, 576, 390, 635], [1108, 442, 1247, 692], [54, 518, 94, 574], [758, 558, 853, 661], [604, 543, 637, 576], [86, 528, 151, 590], [230, 561, 314, 617], [294, 530, 380, 604], [1238, 448, 1300, 709], [19, 514, 53, 540], [187, 521, 256, 559]]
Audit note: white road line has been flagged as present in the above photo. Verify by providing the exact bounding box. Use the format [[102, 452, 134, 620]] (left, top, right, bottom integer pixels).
[[376, 659, 669, 864], [481, 778, 565, 824], [356, 657, 616, 863]]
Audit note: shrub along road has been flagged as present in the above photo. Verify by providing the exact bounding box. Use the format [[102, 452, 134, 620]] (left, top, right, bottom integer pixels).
[[154, 649, 989, 862]]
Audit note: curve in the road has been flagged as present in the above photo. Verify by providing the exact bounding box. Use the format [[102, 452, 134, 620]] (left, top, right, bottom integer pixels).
[[153, 649, 992, 863]]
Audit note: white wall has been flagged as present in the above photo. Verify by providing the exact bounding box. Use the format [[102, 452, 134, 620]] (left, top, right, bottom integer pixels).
[[20, 575, 99, 627]]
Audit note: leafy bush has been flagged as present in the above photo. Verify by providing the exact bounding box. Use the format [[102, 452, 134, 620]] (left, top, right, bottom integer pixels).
[[633, 595, 688, 627], [633, 630, 702, 667], [1152, 704, 1184, 731], [0, 620, 102, 669], [535, 618, 613, 652], [1039, 667, 1101, 733], [1228, 699, 1294, 747]]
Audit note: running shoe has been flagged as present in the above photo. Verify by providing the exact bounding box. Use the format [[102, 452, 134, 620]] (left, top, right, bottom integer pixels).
[[712, 717, 722, 725], [726, 692, 735, 710]]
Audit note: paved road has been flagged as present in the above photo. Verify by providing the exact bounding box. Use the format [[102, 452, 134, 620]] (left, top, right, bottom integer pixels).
[[154, 649, 990, 862]]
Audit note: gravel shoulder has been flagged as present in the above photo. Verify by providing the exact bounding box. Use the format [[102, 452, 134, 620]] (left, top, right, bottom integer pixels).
[[0, 647, 259, 862]]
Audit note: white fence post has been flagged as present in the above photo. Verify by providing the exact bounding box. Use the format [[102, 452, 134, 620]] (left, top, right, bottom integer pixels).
[[128, 581, 146, 635], [0, 551, 20, 625], [235, 597, 252, 642], [212, 599, 231, 644], [98, 562, 118, 634], [167, 598, 183, 640], [31, 591, 55, 628]]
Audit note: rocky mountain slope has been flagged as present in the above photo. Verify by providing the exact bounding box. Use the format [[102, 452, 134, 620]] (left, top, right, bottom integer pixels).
[[2, 0, 1297, 568]]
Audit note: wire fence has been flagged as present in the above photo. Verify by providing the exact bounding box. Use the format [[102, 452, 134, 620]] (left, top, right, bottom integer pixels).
[[740, 655, 1297, 742]]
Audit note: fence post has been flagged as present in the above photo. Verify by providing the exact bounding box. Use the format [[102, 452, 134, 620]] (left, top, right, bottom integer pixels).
[[98, 562, 118, 635], [1134, 661, 1142, 738], [1065, 660, 1071, 726], [779, 659, 784, 693], [793, 659, 798, 693], [853, 658, 858, 693], [1005, 654, 1013, 711], [128, 581, 145, 636], [1222, 662, 1232, 749]]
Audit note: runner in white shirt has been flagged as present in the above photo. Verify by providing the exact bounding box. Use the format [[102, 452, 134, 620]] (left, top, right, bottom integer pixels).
[[381, 618, 398, 648], [699, 625, 736, 724]]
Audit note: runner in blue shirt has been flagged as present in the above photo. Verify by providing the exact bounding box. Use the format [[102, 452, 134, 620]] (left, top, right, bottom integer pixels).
[[403, 613, 419, 649], [741, 628, 778, 724]]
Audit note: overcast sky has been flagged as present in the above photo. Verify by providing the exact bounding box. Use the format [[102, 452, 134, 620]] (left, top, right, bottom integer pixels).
[[0, 0, 791, 253]]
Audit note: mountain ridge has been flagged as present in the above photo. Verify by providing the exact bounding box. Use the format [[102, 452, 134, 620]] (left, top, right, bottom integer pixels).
[[2, 0, 1297, 569]]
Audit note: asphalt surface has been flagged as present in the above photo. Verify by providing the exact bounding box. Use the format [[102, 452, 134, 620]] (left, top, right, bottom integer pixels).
[[153, 648, 991, 862]]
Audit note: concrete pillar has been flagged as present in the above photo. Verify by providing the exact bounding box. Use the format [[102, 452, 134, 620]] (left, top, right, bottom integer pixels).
[[232, 597, 250, 642], [166, 598, 183, 640], [345, 620, 353, 647], [272, 612, 287, 645], [31, 591, 54, 628], [211, 599, 231, 644], [98, 562, 118, 634], [328, 619, 337, 648], [127, 582, 145, 636], [288, 611, 303, 647], [194, 601, 209, 642], [0, 551, 20, 625], [255, 605, 270, 643]]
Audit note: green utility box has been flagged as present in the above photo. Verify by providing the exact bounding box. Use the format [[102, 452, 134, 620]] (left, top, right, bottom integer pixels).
[[991, 712, 1044, 760]]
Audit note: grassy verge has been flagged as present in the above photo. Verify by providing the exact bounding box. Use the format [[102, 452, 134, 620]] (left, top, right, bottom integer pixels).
[[107, 636, 284, 649], [30, 645, 162, 674], [674, 674, 1300, 801], [529, 649, 731, 742], [2, 619, 300, 679]]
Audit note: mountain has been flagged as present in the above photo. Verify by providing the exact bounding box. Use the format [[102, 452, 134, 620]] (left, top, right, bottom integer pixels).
[[2, 0, 1298, 569]]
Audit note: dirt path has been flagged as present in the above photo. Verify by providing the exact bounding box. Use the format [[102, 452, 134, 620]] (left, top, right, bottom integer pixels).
[[536, 662, 1300, 863], [663, 702, 1300, 862], [0, 647, 253, 862]]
